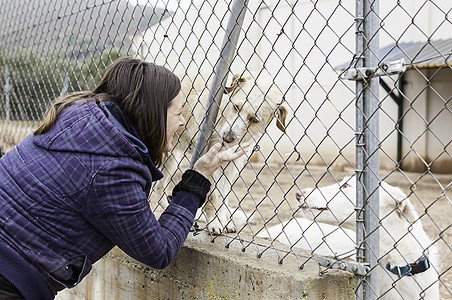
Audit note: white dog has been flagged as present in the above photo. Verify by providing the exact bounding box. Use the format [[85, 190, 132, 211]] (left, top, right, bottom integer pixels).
[[257, 217, 356, 259], [160, 74, 287, 234], [260, 177, 439, 299]]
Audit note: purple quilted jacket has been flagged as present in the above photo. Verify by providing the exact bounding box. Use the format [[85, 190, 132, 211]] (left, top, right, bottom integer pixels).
[[0, 99, 210, 299]]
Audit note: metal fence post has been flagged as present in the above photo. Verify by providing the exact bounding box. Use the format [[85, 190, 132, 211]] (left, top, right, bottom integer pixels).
[[189, 0, 248, 168], [355, 0, 380, 299]]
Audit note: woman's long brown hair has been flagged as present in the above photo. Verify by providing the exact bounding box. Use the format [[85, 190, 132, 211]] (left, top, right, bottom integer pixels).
[[35, 57, 181, 167]]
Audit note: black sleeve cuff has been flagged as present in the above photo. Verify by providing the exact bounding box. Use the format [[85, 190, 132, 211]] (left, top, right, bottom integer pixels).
[[171, 169, 211, 208]]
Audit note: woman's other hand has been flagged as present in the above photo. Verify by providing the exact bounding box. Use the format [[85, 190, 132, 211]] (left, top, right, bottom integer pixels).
[[193, 143, 250, 178]]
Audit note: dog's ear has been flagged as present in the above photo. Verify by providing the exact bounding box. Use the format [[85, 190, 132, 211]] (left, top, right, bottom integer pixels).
[[224, 74, 247, 94], [386, 184, 417, 223], [396, 198, 417, 223], [276, 105, 288, 132]]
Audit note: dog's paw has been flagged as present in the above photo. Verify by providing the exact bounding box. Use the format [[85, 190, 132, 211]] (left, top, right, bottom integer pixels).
[[224, 223, 237, 233], [206, 218, 237, 234], [207, 219, 224, 234]]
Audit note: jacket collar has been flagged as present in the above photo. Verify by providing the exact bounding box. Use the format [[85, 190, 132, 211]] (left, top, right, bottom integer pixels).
[[98, 100, 163, 182]]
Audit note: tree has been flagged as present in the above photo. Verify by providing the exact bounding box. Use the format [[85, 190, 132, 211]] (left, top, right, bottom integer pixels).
[[0, 48, 124, 121]]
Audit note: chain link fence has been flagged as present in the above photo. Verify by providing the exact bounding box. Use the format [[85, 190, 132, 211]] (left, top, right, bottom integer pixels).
[[1, 0, 451, 298]]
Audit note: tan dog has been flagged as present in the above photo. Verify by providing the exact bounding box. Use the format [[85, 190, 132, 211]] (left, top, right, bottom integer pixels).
[[159, 74, 287, 233]]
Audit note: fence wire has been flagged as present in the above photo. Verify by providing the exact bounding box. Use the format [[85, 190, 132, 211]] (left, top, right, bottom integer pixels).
[[0, 0, 451, 299]]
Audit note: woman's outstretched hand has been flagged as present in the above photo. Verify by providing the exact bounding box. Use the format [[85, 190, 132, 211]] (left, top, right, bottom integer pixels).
[[193, 143, 250, 178]]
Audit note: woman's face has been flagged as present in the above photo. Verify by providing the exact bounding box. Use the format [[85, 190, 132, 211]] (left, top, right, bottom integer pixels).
[[165, 92, 185, 152]]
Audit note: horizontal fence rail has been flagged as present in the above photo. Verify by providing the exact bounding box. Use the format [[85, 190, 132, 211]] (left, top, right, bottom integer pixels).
[[1, 0, 451, 298]]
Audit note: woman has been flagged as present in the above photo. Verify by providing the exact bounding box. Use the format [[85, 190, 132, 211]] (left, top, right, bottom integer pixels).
[[0, 57, 248, 299]]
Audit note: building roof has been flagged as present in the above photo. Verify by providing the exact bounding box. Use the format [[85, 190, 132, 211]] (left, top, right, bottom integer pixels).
[[382, 39, 452, 68], [337, 38, 452, 70]]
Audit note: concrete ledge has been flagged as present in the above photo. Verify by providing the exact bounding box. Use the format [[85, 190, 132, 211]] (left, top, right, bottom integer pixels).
[[56, 232, 355, 299]]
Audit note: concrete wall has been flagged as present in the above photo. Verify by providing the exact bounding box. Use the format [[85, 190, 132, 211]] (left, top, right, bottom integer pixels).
[[56, 233, 355, 300]]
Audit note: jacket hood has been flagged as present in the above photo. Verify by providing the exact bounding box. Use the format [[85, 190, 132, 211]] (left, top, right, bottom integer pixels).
[[32, 99, 163, 181]]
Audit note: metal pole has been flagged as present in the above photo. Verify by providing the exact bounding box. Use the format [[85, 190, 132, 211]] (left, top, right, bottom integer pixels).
[[355, 0, 380, 299], [189, 0, 248, 168]]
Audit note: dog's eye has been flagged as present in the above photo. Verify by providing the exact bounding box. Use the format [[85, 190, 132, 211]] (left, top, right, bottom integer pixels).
[[248, 116, 259, 124], [340, 182, 350, 189], [233, 104, 240, 112]]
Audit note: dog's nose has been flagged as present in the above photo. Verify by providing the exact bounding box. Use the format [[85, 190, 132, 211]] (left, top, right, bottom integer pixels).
[[296, 190, 308, 208], [222, 131, 236, 143], [295, 190, 306, 201]]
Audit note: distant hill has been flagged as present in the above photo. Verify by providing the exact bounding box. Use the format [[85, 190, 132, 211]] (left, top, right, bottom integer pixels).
[[0, 0, 169, 58]]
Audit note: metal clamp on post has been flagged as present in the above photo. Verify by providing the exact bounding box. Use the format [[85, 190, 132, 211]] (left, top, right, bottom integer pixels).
[[317, 256, 370, 276], [341, 58, 406, 81]]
